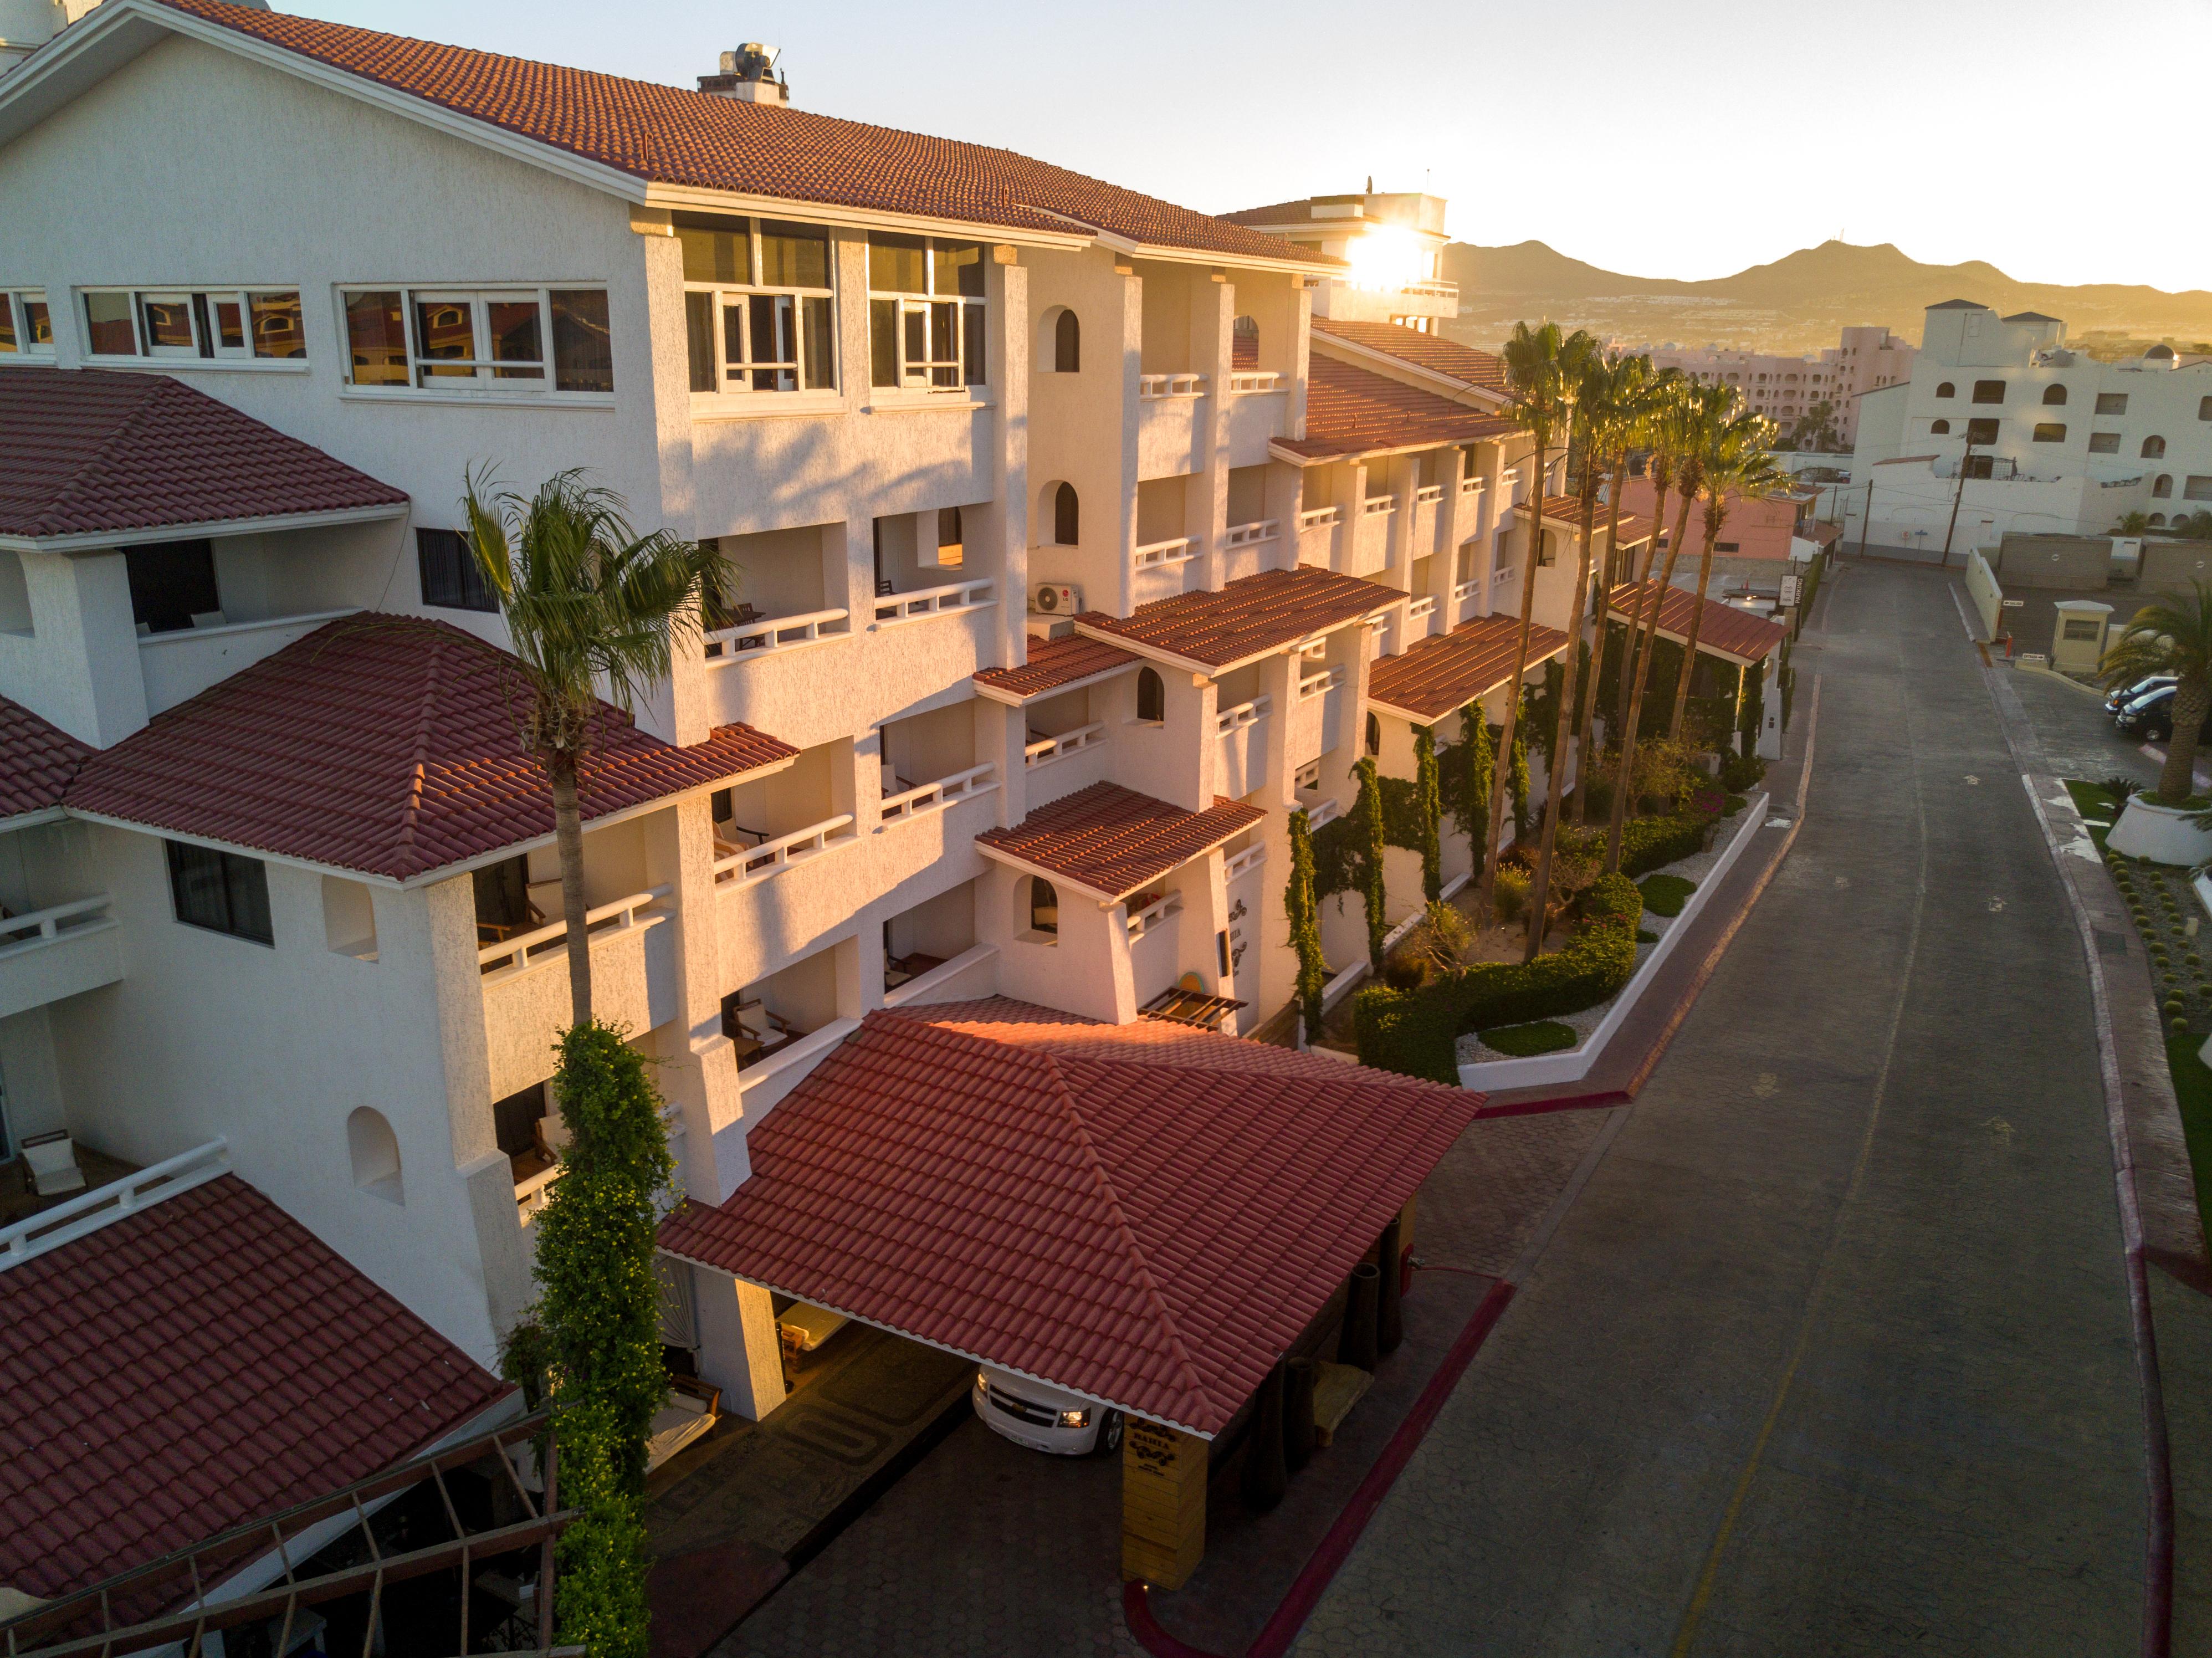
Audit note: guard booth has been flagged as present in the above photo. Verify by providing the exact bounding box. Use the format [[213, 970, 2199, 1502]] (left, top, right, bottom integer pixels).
[[2050, 599, 2113, 676]]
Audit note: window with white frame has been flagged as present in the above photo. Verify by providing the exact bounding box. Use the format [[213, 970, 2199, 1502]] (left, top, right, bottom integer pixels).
[[678, 213, 836, 397], [867, 233, 985, 391], [0, 291, 54, 358], [79, 287, 305, 361], [338, 286, 612, 395]]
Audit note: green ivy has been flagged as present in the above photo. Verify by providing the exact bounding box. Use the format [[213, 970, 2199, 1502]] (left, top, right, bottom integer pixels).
[[1509, 694, 1532, 842], [1355, 756, 1388, 973], [1415, 725, 1443, 903], [1312, 810, 1361, 900], [1285, 808, 1327, 1038], [1738, 662, 1765, 756], [518, 1022, 676, 1658]]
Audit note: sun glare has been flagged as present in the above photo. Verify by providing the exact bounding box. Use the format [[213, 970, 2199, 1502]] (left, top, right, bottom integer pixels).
[[1343, 225, 1430, 292]]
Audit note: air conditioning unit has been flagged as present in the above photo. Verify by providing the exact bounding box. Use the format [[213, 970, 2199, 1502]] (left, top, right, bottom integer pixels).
[[1032, 582, 1082, 615]]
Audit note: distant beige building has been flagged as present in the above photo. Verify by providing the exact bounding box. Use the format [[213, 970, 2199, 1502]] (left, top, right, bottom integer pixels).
[[1635, 326, 1914, 447]]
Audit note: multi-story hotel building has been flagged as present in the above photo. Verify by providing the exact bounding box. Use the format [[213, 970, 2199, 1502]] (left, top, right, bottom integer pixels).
[[0, 0, 1658, 1475], [1640, 325, 1915, 447]]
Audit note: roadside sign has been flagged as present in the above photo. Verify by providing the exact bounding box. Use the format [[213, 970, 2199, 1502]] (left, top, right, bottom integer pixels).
[[1779, 575, 1801, 605], [2002, 598, 2025, 607]]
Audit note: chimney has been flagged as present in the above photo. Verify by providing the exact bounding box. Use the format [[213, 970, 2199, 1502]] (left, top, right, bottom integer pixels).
[[698, 42, 788, 104]]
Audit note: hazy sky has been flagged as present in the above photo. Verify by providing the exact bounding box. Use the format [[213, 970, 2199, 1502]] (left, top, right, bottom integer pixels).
[[306, 0, 2210, 293]]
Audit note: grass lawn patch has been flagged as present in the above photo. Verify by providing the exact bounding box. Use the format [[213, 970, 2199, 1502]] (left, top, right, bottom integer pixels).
[[1479, 1020, 1578, 1057], [1638, 873, 1697, 918], [1637, 928, 1658, 943], [2164, 1033, 2212, 1244], [2065, 778, 2119, 851]]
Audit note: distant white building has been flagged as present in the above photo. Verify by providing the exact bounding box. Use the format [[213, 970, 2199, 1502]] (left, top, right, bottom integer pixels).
[[1845, 300, 2212, 552], [1222, 188, 1459, 333], [1636, 325, 1913, 447]]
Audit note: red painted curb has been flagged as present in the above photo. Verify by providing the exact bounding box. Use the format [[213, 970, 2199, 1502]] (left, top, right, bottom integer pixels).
[[1125, 1281, 1519, 1658], [1470, 1089, 1630, 1120]]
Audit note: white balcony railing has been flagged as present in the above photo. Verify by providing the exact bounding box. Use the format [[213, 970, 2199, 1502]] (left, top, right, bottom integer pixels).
[[705, 606, 849, 663], [0, 895, 114, 959], [1222, 520, 1279, 550], [1301, 795, 1343, 831], [479, 888, 668, 980], [880, 763, 997, 824], [1139, 372, 1207, 399], [874, 579, 994, 625], [1451, 577, 1480, 605], [1026, 720, 1107, 767], [1298, 505, 1341, 530], [1298, 663, 1345, 700], [1414, 484, 1445, 506], [1216, 693, 1272, 736], [1409, 596, 1438, 623], [1460, 476, 1484, 497], [1401, 279, 1459, 300], [1134, 537, 1197, 571], [1226, 371, 1282, 393], [1125, 891, 1183, 939], [1493, 564, 1514, 586], [714, 816, 858, 887], [2, 1139, 231, 1268], [1224, 843, 1266, 883], [1362, 496, 1396, 517]]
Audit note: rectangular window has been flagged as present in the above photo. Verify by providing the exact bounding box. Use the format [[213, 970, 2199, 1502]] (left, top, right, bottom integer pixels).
[[416, 528, 498, 612], [2032, 422, 2066, 443], [125, 539, 220, 634], [167, 840, 273, 945], [1965, 417, 1999, 444], [339, 285, 615, 398], [2088, 432, 2121, 453], [1970, 379, 2006, 404], [679, 212, 836, 400], [79, 288, 304, 361], [2186, 477, 2212, 502], [867, 233, 985, 391], [2062, 618, 2103, 641], [2097, 391, 2129, 416], [0, 290, 54, 358]]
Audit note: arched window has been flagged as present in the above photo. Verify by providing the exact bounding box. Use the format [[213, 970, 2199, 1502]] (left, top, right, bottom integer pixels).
[[1027, 876, 1058, 938], [1136, 666, 1164, 722], [2042, 384, 2068, 405], [2155, 474, 2174, 498], [1054, 309, 1079, 373], [2150, 513, 2169, 528], [347, 1106, 403, 1204], [2143, 435, 2168, 458], [1052, 481, 1079, 546], [1232, 313, 1259, 369], [1931, 418, 1950, 435], [1935, 381, 1955, 398], [1365, 712, 1381, 757]]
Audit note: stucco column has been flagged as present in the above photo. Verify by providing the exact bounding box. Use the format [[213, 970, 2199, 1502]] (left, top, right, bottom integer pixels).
[[1114, 262, 1144, 617], [643, 796, 749, 1205], [692, 1268, 786, 1420], [989, 248, 1030, 666], [1284, 276, 1313, 439], [1192, 273, 1233, 590], [17, 550, 148, 746]]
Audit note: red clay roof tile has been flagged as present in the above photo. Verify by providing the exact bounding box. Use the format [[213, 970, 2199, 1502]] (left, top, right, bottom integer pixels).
[[0, 1173, 510, 1605], [1276, 356, 1519, 462], [972, 632, 1137, 703], [65, 615, 796, 879], [1310, 319, 1509, 394], [0, 697, 93, 820], [1074, 566, 1387, 669], [1365, 615, 1572, 723], [0, 367, 409, 543], [974, 782, 1262, 901], [144, 0, 1334, 269], [1607, 580, 1788, 664], [657, 1011, 1481, 1436]]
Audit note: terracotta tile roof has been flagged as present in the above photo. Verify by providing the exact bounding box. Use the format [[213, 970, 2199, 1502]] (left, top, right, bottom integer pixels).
[[656, 1011, 1482, 1436], [972, 632, 1137, 704], [894, 997, 1455, 1093], [1607, 581, 1789, 664], [1517, 494, 1655, 547], [0, 1173, 510, 1606], [1219, 199, 1329, 227], [0, 367, 409, 544], [145, 0, 1334, 269], [1309, 319, 1509, 394], [1365, 615, 1573, 722], [64, 615, 796, 881], [1275, 356, 1520, 462], [974, 782, 1263, 901], [1074, 566, 1387, 670], [0, 697, 93, 821]]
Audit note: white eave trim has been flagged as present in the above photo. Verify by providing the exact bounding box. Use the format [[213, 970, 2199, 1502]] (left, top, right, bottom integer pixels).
[[1, 500, 412, 555], [641, 185, 1093, 252], [1070, 616, 1366, 679]]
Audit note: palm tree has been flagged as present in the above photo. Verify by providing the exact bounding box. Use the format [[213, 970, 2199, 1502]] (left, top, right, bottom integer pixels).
[[1606, 372, 1688, 789], [1473, 321, 1580, 922], [2114, 510, 2152, 536], [1605, 382, 1728, 872], [1668, 413, 1787, 741], [2103, 584, 2212, 805], [464, 468, 730, 1025]]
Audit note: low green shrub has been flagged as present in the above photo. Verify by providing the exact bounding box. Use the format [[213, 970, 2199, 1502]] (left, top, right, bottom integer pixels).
[[1719, 751, 1767, 792], [2177, 1016, 2193, 1036], [1620, 806, 1716, 877], [1638, 873, 1697, 918], [1383, 956, 1427, 992], [1494, 866, 1530, 922], [1637, 928, 1658, 943], [1479, 1020, 1579, 1057], [1352, 873, 1643, 1084], [2168, 996, 2187, 1015], [1722, 794, 1747, 817]]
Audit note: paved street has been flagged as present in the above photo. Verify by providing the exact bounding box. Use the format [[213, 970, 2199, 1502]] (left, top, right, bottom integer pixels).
[[1297, 558, 2150, 1655]]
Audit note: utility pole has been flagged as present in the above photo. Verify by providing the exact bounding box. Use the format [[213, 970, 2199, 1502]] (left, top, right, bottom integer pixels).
[[1939, 434, 1978, 567], [1856, 477, 1874, 562]]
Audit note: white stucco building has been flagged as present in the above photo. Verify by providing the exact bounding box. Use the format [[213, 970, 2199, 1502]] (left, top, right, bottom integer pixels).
[[1, 0, 1646, 1446], [1845, 299, 2212, 552]]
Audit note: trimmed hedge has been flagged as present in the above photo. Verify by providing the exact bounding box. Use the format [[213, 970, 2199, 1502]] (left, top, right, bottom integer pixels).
[[1619, 807, 1714, 877], [1351, 873, 1643, 1084]]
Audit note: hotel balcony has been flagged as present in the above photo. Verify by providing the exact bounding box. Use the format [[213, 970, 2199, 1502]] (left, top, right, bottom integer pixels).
[[1136, 373, 1205, 482], [1221, 370, 1288, 468], [479, 887, 677, 1104], [0, 895, 123, 1019]]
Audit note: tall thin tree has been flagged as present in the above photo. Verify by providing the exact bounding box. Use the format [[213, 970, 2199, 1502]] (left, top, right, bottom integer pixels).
[[1473, 321, 1578, 922], [465, 469, 730, 1025], [1570, 356, 1664, 825], [1668, 413, 1787, 741]]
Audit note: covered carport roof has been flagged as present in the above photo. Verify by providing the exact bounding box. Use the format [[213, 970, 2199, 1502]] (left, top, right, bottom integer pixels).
[[1606, 581, 1789, 667], [657, 1008, 1482, 1438]]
